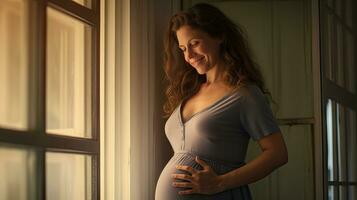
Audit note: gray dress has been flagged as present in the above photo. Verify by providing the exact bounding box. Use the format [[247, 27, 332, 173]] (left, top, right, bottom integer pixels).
[[155, 84, 280, 200]]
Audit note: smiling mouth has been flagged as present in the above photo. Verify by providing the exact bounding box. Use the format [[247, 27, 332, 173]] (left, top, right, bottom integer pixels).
[[190, 57, 204, 65]]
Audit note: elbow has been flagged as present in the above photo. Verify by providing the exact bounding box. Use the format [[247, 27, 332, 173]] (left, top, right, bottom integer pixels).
[[278, 142, 289, 167], [271, 149, 288, 168], [278, 151, 288, 167], [265, 150, 288, 170], [273, 156, 287, 170], [281, 154, 288, 166]]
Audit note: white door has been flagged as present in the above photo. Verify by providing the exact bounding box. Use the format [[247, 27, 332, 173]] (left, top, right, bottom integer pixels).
[[183, 0, 315, 199]]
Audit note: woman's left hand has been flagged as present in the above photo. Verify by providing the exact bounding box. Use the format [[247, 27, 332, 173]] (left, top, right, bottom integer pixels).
[[171, 156, 225, 195]]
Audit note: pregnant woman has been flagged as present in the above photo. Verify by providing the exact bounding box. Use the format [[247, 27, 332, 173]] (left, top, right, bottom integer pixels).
[[155, 3, 288, 200]]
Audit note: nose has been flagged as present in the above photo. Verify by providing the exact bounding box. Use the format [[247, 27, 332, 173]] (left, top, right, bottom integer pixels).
[[185, 46, 195, 61]]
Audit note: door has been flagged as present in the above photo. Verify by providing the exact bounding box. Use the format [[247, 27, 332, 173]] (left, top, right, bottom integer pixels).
[[182, 0, 315, 199]]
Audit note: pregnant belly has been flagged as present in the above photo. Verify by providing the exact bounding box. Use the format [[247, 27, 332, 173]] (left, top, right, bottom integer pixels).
[[155, 152, 202, 200], [155, 152, 248, 200]]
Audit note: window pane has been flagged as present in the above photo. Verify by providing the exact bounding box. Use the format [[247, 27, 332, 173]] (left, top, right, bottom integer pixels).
[[345, 31, 355, 94], [339, 186, 347, 200], [0, 143, 37, 200], [46, 152, 92, 200], [324, 14, 334, 81], [328, 185, 336, 200], [335, 23, 344, 88], [72, 0, 92, 9], [327, 99, 338, 181], [347, 108, 356, 182], [336, 104, 346, 182], [0, 0, 30, 130], [46, 7, 92, 138], [349, 186, 357, 200]]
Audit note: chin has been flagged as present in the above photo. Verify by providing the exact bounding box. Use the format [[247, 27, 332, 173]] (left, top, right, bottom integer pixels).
[[196, 69, 206, 75], [193, 65, 209, 75]]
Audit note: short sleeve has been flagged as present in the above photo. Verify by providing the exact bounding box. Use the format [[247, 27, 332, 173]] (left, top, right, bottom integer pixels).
[[239, 85, 280, 141]]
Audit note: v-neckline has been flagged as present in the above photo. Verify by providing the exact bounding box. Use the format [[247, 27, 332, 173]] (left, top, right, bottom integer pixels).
[[178, 90, 237, 125]]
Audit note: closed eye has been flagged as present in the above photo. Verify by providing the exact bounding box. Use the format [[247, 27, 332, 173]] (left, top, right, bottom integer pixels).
[[178, 40, 199, 52], [190, 40, 199, 46]]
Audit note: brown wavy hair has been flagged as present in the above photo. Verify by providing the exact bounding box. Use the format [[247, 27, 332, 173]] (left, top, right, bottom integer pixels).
[[163, 3, 271, 117]]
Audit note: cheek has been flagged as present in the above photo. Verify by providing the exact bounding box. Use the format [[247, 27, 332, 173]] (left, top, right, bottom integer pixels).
[[197, 46, 208, 54], [199, 45, 215, 57]]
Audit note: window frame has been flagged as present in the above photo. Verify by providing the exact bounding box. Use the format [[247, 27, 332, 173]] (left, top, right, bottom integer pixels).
[[320, 0, 357, 199], [0, 0, 101, 199]]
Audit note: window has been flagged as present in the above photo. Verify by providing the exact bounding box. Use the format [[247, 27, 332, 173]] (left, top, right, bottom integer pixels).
[[0, 0, 100, 199], [320, 0, 357, 199]]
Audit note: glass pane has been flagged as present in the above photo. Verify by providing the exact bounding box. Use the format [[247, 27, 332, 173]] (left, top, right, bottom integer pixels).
[[349, 186, 357, 200], [327, 99, 338, 181], [0, 0, 30, 130], [46, 152, 92, 200], [324, 14, 334, 81], [347, 108, 356, 182], [336, 104, 347, 182], [340, 186, 347, 200], [46, 7, 92, 138], [72, 0, 92, 9], [0, 143, 37, 200], [336, 23, 345, 88], [345, 31, 355, 94], [328, 185, 336, 200]]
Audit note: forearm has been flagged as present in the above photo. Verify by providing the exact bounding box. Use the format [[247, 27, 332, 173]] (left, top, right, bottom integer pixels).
[[218, 149, 287, 191]]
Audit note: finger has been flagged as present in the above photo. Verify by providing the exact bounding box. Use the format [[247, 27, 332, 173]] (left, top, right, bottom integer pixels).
[[178, 189, 195, 195], [195, 156, 210, 170], [172, 181, 194, 188], [176, 165, 197, 174], [171, 174, 193, 181]]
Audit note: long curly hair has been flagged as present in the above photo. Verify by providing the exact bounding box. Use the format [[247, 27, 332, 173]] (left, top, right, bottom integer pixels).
[[163, 3, 270, 117]]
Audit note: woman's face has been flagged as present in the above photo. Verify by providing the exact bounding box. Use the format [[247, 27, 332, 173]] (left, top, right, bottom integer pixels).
[[176, 25, 222, 75]]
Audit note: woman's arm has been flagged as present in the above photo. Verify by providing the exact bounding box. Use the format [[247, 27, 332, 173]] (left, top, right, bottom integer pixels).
[[218, 131, 288, 191]]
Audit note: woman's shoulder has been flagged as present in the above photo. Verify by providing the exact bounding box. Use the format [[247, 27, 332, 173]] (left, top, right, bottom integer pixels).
[[236, 83, 269, 105]]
